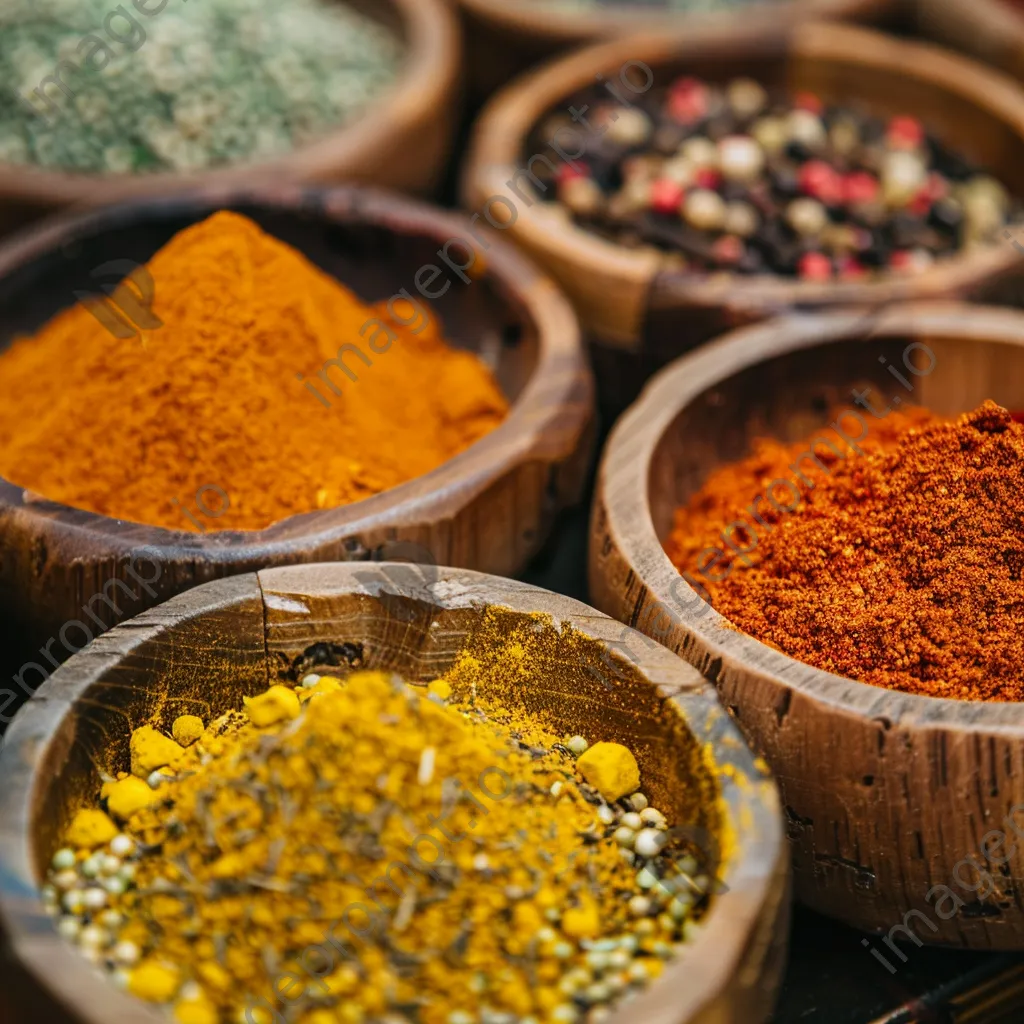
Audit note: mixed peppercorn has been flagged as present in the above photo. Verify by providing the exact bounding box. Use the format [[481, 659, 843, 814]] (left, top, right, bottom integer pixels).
[[529, 75, 1020, 279]]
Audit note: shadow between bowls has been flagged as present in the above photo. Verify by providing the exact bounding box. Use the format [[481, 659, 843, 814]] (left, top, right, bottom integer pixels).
[[916, 0, 1024, 83], [0, 0, 461, 235], [462, 21, 1024, 415], [590, 301, 1024, 945], [456, 0, 894, 102], [0, 562, 789, 1024], [0, 184, 594, 730]]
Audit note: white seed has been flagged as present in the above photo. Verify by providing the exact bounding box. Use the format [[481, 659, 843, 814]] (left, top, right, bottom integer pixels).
[[147, 770, 171, 790], [78, 924, 107, 949], [621, 812, 643, 831], [718, 135, 764, 183], [552, 941, 574, 960], [537, 926, 556, 944], [628, 894, 651, 916], [80, 856, 100, 878], [661, 156, 694, 188], [446, 1013, 474, 1024], [79, 946, 102, 965], [40, 884, 59, 905], [98, 909, 124, 929], [596, 805, 615, 826], [786, 197, 828, 237], [639, 808, 666, 828], [473, 854, 490, 872], [53, 869, 80, 891], [752, 116, 787, 155], [567, 735, 589, 756], [113, 940, 141, 965], [550, 781, 564, 798], [634, 828, 667, 859], [300, 674, 321, 688], [62, 889, 85, 914], [669, 897, 691, 920], [586, 950, 610, 972], [724, 201, 758, 238], [57, 916, 81, 940], [551, 1005, 579, 1023], [882, 151, 927, 207], [787, 109, 827, 149], [417, 746, 436, 786], [636, 866, 659, 889], [605, 107, 651, 147], [679, 136, 718, 169], [629, 793, 649, 812], [99, 854, 121, 876], [684, 190, 726, 232], [110, 834, 134, 858], [584, 982, 611, 1004], [727, 78, 768, 120], [619, 848, 636, 865], [111, 969, 131, 990], [628, 960, 649, 982], [119, 863, 137, 882], [612, 826, 635, 847], [83, 887, 108, 910], [51, 848, 76, 871], [103, 876, 128, 896]]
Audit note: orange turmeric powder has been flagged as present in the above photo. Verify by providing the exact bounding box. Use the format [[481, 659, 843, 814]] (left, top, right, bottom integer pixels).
[[0, 211, 508, 532]]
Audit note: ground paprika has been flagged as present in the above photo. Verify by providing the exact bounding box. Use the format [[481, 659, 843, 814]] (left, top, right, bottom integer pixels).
[[667, 400, 1024, 702]]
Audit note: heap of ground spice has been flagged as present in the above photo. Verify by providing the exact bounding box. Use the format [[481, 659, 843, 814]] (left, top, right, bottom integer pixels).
[[44, 662, 717, 1024], [666, 401, 1024, 702], [0, 211, 507, 532]]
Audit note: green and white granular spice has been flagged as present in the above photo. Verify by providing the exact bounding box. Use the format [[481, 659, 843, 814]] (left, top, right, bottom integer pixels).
[[0, 0, 403, 173]]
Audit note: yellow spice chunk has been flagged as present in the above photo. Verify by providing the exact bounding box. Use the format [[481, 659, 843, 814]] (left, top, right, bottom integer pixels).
[[65, 808, 118, 849], [576, 741, 641, 802], [244, 685, 300, 727], [427, 679, 452, 700], [128, 960, 180, 1002], [106, 777, 160, 820], [130, 726, 184, 778], [174, 998, 218, 1024], [561, 896, 601, 939], [298, 677, 343, 703], [171, 715, 204, 746]]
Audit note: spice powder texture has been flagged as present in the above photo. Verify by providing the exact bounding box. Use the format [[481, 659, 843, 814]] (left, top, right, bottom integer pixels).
[[0, 211, 508, 531], [667, 401, 1024, 702]]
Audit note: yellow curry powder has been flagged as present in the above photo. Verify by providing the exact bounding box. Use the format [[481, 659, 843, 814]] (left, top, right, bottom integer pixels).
[[45, 643, 722, 1024], [0, 211, 508, 532]]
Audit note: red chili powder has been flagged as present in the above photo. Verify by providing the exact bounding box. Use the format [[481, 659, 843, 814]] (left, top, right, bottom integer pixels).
[[666, 401, 1024, 702]]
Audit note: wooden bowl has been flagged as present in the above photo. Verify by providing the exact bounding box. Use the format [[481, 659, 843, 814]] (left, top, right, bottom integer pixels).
[[462, 21, 1024, 414], [0, 0, 461, 235], [590, 301, 1024, 945], [0, 184, 593, 730], [917, 0, 1024, 83], [0, 562, 788, 1023], [457, 0, 894, 101]]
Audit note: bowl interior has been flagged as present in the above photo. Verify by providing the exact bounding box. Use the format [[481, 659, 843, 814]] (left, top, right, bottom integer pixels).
[[0, 195, 538, 405], [648, 322, 1024, 543], [32, 583, 724, 884]]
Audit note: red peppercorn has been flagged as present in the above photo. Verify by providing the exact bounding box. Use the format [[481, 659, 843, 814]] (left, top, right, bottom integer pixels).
[[836, 255, 868, 281], [798, 252, 832, 281], [667, 77, 708, 124], [711, 235, 744, 265], [557, 164, 588, 185], [889, 250, 914, 272], [799, 160, 844, 206], [793, 92, 823, 115], [650, 178, 685, 215], [887, 115, 924, 150], [843, 171, 879, 206], [694, 168, 722, 190]]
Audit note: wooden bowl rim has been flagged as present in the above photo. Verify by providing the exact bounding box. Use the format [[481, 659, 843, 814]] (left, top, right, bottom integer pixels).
[[0, 0, 459, 203], [458, 0, 893, 42], [0, 182, 591, 553], [596, 300, 1024, 729], [0, 562, 786, 1024], [463, 21, 1024, 315]]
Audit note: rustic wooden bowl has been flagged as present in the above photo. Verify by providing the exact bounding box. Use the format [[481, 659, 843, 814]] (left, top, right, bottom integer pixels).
[[457, 0, 895, 101], [0, 0, 461, 235], [590, 301, 1024, 945], [916, 0, 1024, 84], [0, 184, 593, 730], [462, 21, 1024, 414], [0, 562, 788, 1023]]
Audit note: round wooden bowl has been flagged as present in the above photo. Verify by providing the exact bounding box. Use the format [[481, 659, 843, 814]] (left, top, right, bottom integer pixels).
[[457, 0, 894, 101], [0, 0, 461, 235], [0, 184, 593, 730], [590, 301, 1024, 945], [0, 562, 789, 1023], [917, 0, 1024, 83], [462, 21, 1024, 413]]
